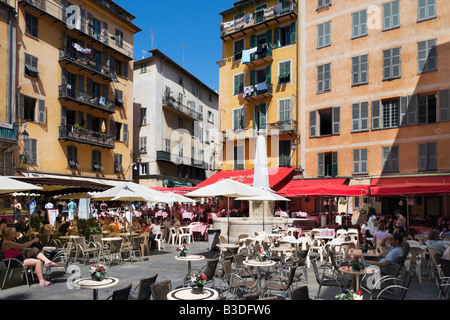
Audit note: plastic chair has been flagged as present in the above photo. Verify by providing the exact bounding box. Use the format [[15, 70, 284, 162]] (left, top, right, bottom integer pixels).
[[404, 247, 425, 283], [176, 227, 190, 245], [154, 230, 165, 251], [167, 227, 177, 244], [140, 232, 150, 256]]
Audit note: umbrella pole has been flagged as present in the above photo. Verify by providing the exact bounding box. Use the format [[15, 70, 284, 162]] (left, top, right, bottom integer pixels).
[[227, 197, 230, 243], [263, 201, 265, 232]]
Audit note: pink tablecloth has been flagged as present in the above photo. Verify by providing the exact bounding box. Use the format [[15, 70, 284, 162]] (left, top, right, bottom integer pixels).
[[155, 211, 168, 219], [189, 223, 209, 236], [319, 228, 336, 237], [275, 211, 289, 218], [182, 212, 194, 220]]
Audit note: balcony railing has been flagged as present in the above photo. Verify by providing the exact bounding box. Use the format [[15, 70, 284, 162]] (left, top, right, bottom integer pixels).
[[59, 125, 115, 149], [267, 120, 297, 135], [59, 85, 115, 114], [0, 124, 18, 141], [59, 47, 114, 81], [222, 127, 256, 141], [245, 44, 273, 68], [156, 150, 207, 169], [243, 82, 273, 101], [19, 0, 133, 59], [162, 95, 203, 121], [221, 2, 297, 38]]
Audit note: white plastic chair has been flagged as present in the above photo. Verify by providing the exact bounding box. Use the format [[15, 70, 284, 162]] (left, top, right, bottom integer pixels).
[[154, 230, 165, 251], [168, 227, 177, 244]]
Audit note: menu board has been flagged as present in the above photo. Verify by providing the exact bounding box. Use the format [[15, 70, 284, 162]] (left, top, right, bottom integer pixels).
[[46, 208, 59, 226]]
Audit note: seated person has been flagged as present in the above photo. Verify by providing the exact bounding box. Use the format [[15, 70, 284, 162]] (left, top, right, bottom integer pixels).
[[443, 247, 450, 260], [140, 221, 150, 234], [373, 223, 390, 246], [149, 219, 161, 242], [108, 217, 120, 233], [41, 217, 54, 236], [58, 222, 71, 236], [368, 233, 404, 273], [1, 227, 56, 286], [427, 229, 447, 254]]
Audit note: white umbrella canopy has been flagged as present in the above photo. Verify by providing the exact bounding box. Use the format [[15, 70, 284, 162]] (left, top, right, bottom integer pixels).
[[0, 176, 43, 194], [165, 192, 196, 204], [54, 192, 93, 200], [92, 181, 173, 203], [185, 178, 263, 198], [235, 189, 290, 202]]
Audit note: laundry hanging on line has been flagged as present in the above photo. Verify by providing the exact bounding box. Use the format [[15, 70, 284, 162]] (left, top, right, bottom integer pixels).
[[73, 43, 92, 55]]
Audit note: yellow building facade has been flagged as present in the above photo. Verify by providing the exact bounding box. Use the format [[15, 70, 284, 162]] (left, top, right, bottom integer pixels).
[[14, 0, 140, 184], [218, 0, 299, 172]]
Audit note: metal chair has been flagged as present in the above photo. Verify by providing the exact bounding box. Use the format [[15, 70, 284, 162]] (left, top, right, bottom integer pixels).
[[73, 236, 100, 265], [106, 283, 132, 300], [1, 252, 34, 289], [150, 280, 172, 300], [311, 259, 347, 299], [369, 271, 414, 300], [129, 274, 158, 300], [262, 263, 298, 300], [291, 286, 311, 300], [127, 236, 144, 263]]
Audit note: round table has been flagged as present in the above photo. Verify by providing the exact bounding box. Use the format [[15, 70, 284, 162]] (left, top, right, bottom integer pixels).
[[167, 287, 219, 300], [243, 259, 277, 287], [175, 255, 205, 286], [73, 277, 119, 300], [348, 249, 381, 260], [271, 246, 295, 263], [217, 243, 239, 254], [339, 266, 378, 291]]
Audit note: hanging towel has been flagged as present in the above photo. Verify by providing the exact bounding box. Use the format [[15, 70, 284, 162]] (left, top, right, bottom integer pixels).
[[99, 96, 106, 105], [245, 13, 253, 24], [244, 86, 254, 97], [256, 81, 268, 91], [264, 7, 274, 19], [248, 47, 258, 54], [235, 16, 245, 30], [241, 49, 251, 64], [274, 3, 283, 14]]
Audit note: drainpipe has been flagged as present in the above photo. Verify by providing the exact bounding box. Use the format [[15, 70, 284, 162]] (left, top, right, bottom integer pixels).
[[295, 0, 300, 172]]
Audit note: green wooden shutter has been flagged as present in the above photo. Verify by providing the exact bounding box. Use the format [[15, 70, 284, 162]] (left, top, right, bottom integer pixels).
[[332, 106, 340, 134], [250, 35, 256, 48], [439, 89, 450, 122], [273, 27, 280, 48], [250, 70, 256, 86], [309, 111, 317, 137], [290, 21, 297, 44], [332, 151, 338, 176], [266, 65, 271, 83], [37, 99, 46, 124], [266, 29, 272, 46], [318, 153, 324, 177]]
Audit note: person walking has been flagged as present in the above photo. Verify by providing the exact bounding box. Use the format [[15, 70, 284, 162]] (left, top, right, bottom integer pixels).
[[67, 199, 77, 221], [11, 198, 22, 224]]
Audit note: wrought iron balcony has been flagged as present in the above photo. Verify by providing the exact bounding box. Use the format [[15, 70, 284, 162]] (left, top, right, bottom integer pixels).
[[58, 85, 115, 114], [59, 47, 114, 81], [0, 124, 18, 141], [59, 125, 115, 149], [162, 95, 203, 121], [246, 44, 273, 68], [243, 82, 273, 102], [267, 120, 297, 135], [222, 127, 256, 141], [156, 150, 208, 169]]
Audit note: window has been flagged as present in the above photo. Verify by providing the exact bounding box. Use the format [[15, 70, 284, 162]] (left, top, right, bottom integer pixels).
[[140, 62, 147, 73], [317, 0, 332, 9], [191, 84, 197, 96], [310, 106, 340, 137], [279, 140, 291, 167], [23, 138, 37, 165], [178, 117, 183, 129], [24, 53, 39, 79], [279, 25, 292, 47], [234, 145, 244, 170], [382, 146, 399, 173], [115, 90, 124, 107], [255, 103, 267, 131], [418, 94, 437, 124], [418, 142, 437, 171], [254, 4, 267, 23], [233, 73, 244, 95], [382, 99, 399, 128], [233, 39, 244, 61], [164, 138, 171, 153], [92, 17, 101, 40], [178, 76, 184, 85], [352, 102, 369, 132], [209, 93, 212, 102], [140, 163, 149, 176], [317, 63, 331, 93], [317, 21, 331, 48], [199, 90, 203, 100], [353, 148, 368, 174], [91, 150, 103, 172], [67, 146, 79, 169], [207, 111, 214, 123], [140, 108, 147, 125], [318, 151, 338, 177], [114, 154, 123, 173], [139, 136, 147, 153], [23, 96, 36, 122], [383, 47, 401, 80], [352, 54, 368, 86], [233, 107, 245, 130], [25, 12, 38, 38], [417, 39, 437, 74], [278, 60, 291, 84], [418, 0, 436, 22], [352, 10, 367, 39], [383, 0, 400, 31], [115, 29, 123, 47], [114, 122, 122, 141], [278, 98, 292, 122]]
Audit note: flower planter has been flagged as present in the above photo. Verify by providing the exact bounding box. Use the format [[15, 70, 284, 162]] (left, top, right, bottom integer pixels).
[[191, 286, 204, 294]]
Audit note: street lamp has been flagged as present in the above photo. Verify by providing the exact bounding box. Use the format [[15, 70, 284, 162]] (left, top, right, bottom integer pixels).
[[18, 123, 32, 236]]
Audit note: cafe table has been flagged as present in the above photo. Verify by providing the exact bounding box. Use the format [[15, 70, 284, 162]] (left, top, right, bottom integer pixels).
[[167, 287, 219, 300], [217, 243, 239, 253], [72, 277, 119, 300], [243, 259, 276, 288], [338, 265, 379, 291], [175, 254, 205, 286], [348, 249, 381, 260], [271, 246, 295, 263]]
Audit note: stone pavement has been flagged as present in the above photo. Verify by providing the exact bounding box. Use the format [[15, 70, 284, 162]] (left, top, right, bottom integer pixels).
[[0, 240, 441, 301]]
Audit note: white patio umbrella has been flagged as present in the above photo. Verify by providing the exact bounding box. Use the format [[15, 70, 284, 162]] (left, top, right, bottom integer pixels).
[[185, 178, 263, 242], [0, 176, 43, 194], [236, 190, 290, 230], [165, 192, 196, 204]]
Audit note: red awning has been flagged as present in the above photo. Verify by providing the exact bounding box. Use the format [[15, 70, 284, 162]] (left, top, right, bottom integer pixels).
[[195, 167, 295, 191], [370, 176, 450, 196], [286, 184, 370, 197], [277, 178, 348, 196]]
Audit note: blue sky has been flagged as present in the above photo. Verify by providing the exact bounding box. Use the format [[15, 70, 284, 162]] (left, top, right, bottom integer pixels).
[[114, 0, 233, 92]]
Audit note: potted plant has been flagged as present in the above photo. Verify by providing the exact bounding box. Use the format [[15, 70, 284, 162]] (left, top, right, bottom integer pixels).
[[190, 273, 207, 294], [356, 203, 371, 215], [273, 237, 281, 247], [335, 289, 363, 300], [89, 263, 107, 281], [255, 249, 270, 262], [76, 218, 101, 240], [176, 244, 188, 257], [339, 197, 348, 205], [360, 242, 372, 254], [350, 257, 365, 271]]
